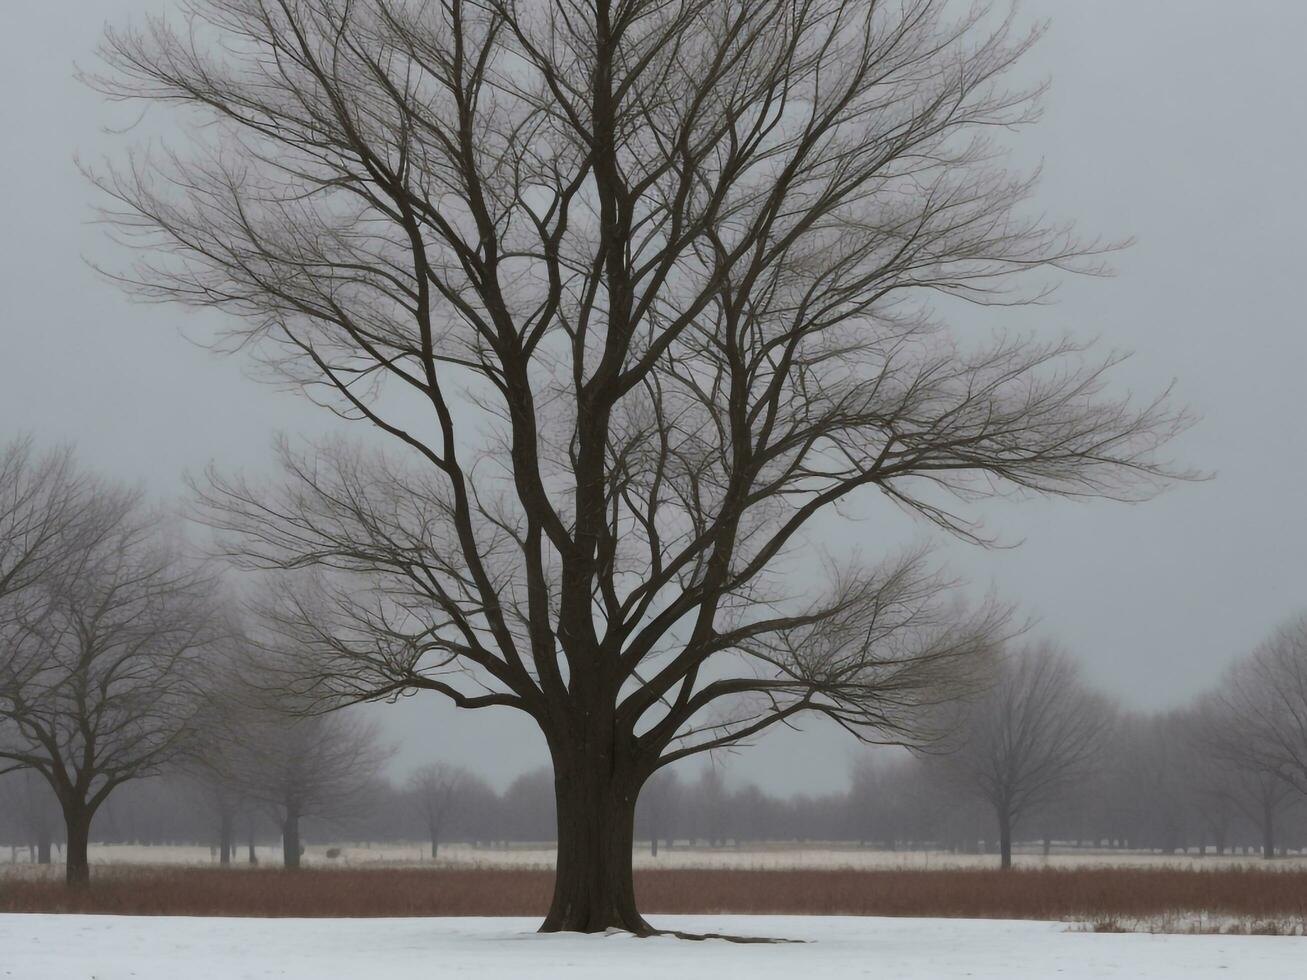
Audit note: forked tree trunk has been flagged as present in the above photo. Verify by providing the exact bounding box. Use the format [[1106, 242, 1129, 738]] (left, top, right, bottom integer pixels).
[[64, 807, 92, 886], [540, 752, 647, 934]]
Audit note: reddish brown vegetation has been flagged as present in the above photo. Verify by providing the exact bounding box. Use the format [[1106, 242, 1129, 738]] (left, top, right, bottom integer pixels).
[[2, 866, 1306, 921]]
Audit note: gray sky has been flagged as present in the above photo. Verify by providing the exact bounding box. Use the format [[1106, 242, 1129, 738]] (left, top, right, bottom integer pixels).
[[2, 2, 1304, 795]]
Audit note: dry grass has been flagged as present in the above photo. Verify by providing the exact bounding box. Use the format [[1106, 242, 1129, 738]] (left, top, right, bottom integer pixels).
[[2, 866, 1307, 924]]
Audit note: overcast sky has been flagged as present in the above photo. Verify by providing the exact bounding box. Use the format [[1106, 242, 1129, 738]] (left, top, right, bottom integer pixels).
[[2, 2, 1304, 795]]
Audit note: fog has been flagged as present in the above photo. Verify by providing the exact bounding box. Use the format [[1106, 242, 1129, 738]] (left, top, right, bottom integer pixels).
[[2, 1, 1305, 797]]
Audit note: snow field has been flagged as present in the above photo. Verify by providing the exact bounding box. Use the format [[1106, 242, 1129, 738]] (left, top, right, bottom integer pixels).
[[2, 914, 1302, 979]]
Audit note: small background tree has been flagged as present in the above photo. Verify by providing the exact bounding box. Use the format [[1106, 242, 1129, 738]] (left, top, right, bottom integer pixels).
[[226, 710, 387, 869], [407, 762, 479, 858], [948, 645, 1114, 868]]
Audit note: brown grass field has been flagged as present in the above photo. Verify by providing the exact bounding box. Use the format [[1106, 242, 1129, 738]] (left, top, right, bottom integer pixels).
[[2, 866, 1306, 924]]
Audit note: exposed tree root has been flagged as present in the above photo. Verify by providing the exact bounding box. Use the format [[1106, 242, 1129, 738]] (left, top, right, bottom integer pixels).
[[635, 927, 806, 944]]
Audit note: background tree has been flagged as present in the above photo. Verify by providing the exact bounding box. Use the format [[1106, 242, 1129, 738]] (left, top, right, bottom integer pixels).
[[0, 769, 61, 863], [636, 768, 683, 856], [690, 767, 731, 847], [1206, 632, 1307, 858], [407, 762, 478, 858], [1119, 713, 1199, 854], [498, 767, 557, 845], [0, 483, 218, 884], [0, 438, 97, 623], [93, 0, 1187, 931], [948, 645, 1114, 868], [1217, 618, 1307, 791], [227, 710, 387, 869], [1176, 700, 1286, 862], [183, 657, 258, 866], [847, 753, 917, 850]]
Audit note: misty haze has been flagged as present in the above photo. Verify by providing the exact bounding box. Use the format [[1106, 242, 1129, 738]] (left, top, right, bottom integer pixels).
[[1, 1, 1305, 978]]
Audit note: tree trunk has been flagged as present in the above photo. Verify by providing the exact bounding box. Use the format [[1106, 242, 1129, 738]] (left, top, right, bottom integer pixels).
[[283, 807, 302, 870], [540, 753, 646, 934], [429, 822, 439, 859], [64, 807, 92, 887], [37, 825, 52, 865], [1262, 805, 1275, 860], [218, 809, 233, 866], [650, 835, 658, 858], [997, 809, 1013, 871]]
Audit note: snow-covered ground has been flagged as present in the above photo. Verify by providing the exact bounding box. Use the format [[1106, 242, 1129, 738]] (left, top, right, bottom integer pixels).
[[2, 914, 1302, 979], [3, 841, 1302, 873]]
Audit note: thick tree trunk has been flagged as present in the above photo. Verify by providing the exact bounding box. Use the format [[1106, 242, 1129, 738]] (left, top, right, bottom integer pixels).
[[997, 809, 1013, 871], [218, 810, 233, 866], [64, 807, 92, 887], [540, 753, 647, 934], [283, 807, 302, 869]]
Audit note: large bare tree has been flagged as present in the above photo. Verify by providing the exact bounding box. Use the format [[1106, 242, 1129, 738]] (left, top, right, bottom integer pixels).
[[0, 484, 218, 884], [948, 644, 1114, 869], [91, 0, 1185, 930]]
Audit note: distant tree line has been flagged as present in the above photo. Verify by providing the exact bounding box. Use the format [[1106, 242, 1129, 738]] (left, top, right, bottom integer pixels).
[[7, 632, 1307, 867], [5, 437, 1306, 879]]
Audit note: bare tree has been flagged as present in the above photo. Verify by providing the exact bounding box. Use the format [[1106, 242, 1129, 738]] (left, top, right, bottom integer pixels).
[[1173, 706, 1236, 855], [91, 0, 1187, 930], [407, 762, 476, 858], [949, 645, 1114, 869], [1219, 616, 1307, 788], [498, 766, 556, 844], [635, 768, 682, 856], [226, 710, 387, 869], [847, 752, 918, 849], [0, 770, 61, 863], [1184, 698, 1295, 859], [0, 439, 96, 618], [1210, 620, 1307, 853], [690, 765, 731, 847], [0, 487, 218, 884], [182, 648, 259, 866]]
